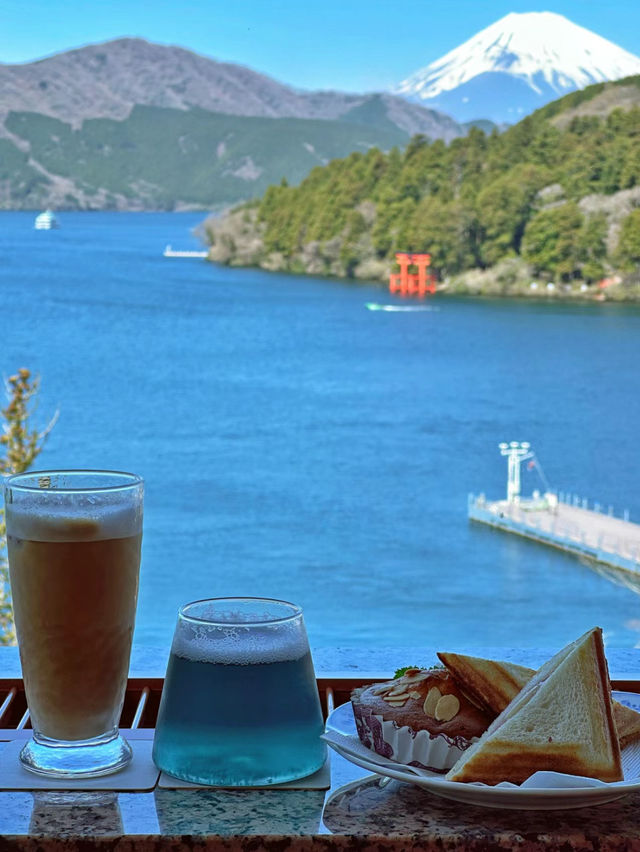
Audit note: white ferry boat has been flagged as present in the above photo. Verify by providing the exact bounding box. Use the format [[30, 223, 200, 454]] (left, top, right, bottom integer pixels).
[[163, 244, 207, 258], [34, 210, 59, 230]]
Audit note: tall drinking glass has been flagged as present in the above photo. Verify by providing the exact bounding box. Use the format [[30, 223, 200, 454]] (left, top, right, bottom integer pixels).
[[3, 470, 143, 777], [153, 597, 326, 786]]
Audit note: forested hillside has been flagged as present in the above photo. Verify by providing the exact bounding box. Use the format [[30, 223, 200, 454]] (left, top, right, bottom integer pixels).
[[0, 38, 465, 210], [0, 106, 413, 210], [205, 76, 640, 295]]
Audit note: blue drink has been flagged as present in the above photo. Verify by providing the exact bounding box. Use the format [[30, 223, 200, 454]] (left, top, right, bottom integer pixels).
[[152, 598, 326, 786]]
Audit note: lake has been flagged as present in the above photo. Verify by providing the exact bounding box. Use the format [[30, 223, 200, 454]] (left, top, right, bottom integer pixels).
[[2, 210, 640, 651]]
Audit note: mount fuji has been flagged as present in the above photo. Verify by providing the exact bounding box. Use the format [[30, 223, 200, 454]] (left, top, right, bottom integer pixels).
[[394, 11, 640, 124]]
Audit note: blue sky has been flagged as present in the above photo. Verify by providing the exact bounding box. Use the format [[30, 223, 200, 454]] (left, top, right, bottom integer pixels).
[[2, 0, 640, 92]]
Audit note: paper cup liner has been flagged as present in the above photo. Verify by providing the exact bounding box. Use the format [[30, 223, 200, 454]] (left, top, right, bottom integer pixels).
[[352, 703, 476, 773]]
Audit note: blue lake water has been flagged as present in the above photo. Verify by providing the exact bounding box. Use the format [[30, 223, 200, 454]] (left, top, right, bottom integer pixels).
[[2, 210, 640, 651]]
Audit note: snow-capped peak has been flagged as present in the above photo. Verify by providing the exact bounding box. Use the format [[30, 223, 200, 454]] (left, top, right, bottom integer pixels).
[[396, 11, 640, 104]]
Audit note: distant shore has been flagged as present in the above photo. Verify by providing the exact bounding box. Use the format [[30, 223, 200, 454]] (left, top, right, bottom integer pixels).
[[203, 252, 640, 304], [202, 208, 640, 304]]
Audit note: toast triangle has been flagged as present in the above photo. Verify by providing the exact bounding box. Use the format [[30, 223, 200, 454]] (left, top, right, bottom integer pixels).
[[439, 650, 640, 748], [613, 702, 640, 748], [436, 652, 532, 714], [446, 627, 622, 785]]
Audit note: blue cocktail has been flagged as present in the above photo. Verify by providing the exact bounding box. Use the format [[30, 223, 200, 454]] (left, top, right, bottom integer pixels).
[[152, 597, 326, 786]]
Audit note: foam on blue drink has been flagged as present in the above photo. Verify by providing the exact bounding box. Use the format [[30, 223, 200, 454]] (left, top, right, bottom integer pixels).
[[172, 604, 309, 666]]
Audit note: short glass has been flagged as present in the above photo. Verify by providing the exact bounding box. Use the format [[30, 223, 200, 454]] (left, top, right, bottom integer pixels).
[[152, 597, 326, 786], [3, 470, 143, 777]]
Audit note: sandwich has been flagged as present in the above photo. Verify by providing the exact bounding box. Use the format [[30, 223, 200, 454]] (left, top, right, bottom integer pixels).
[[436, 652, 532, 714], [438, 650, 640, 748], [445, 627, 623, 785]]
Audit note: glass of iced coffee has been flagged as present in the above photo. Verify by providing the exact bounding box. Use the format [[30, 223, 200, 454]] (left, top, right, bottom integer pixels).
[[152, 597, 326, 786], [3, 470, 143, 778]]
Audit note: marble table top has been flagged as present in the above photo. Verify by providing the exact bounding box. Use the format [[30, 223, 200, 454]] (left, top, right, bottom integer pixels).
[[2, 646, 640, 848], [1, 750, 640, 850]]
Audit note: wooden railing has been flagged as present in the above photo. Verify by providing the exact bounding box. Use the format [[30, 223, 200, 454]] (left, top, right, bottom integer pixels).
[[2, 675, 638, 738], [0, 675, 382, 737]]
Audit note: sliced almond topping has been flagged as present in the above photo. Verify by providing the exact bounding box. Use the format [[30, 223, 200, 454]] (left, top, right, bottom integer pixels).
[[371, 686, 391, 696], [423, 686, 441, 716], [434, 694, 460, 722], [408, 690, 422, 700], [404, 668, 422, 678], [388, 692, 409, 700]]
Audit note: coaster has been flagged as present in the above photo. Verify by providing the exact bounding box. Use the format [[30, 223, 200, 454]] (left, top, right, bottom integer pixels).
[[0, 739, 159, 791], [158, 755, 331, 790]]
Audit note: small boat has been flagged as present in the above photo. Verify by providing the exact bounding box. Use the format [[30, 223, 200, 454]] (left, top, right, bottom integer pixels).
[[163, 244, 208, 258], [34, 210, 59, 230], [365, 302, 436, 312]]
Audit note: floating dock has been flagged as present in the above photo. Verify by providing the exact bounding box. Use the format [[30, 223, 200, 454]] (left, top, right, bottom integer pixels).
[[469, 442, 640, 580], [163, 245, 208, 258]]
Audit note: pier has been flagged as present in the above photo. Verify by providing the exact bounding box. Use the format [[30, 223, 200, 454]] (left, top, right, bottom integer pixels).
[[469, 442, 640, 580]]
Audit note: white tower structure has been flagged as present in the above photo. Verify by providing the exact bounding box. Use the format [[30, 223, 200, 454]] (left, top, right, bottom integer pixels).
[[499, 441, 534, 503]]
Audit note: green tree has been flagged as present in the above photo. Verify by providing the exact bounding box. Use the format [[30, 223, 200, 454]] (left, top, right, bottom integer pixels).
[[521, 202, 584, 280], [477, 164, 549, 266], [621, 143, 640, 190], [579, 213, 608, 282], [371, 197, 417, 257], [616, 209, 640, 272], [339, 209, 368, 276], [408, 197, 479, 275], [0, 369, 57, 645]]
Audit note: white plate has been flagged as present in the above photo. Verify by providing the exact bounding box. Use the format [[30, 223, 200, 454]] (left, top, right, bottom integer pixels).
[[326, 700, 359, 736], [323, 691, 640, 810]]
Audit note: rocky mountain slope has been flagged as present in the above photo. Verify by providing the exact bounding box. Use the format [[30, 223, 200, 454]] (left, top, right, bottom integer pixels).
[[0, 38, 463, 139], [395, 12, 640, 123], [0, 38, 467, 210]]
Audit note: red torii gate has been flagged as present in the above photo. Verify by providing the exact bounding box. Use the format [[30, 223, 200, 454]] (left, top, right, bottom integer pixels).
[[389, 252, 436, 297]]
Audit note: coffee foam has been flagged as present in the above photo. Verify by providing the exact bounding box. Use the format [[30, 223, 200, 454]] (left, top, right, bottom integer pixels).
[[172, 622, 309, 666], [5, 502, 142, 542]]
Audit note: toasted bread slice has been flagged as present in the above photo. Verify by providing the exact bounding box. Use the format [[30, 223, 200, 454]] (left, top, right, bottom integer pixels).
[[614, 702, 640, 748], [445, 627, 622, 785], [436, 652, 532, 715], [439, 651, 640, 748]]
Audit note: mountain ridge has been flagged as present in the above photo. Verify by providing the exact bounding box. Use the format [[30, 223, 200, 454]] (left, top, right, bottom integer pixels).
[[0, 37, 463, 139], [0, 37, 468, 210]]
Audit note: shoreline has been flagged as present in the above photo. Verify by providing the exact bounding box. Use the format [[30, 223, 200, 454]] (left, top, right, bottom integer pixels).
[[202, 208, 640, 303], [5, 205, 638, 303], [204, 257, 640, 305]]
